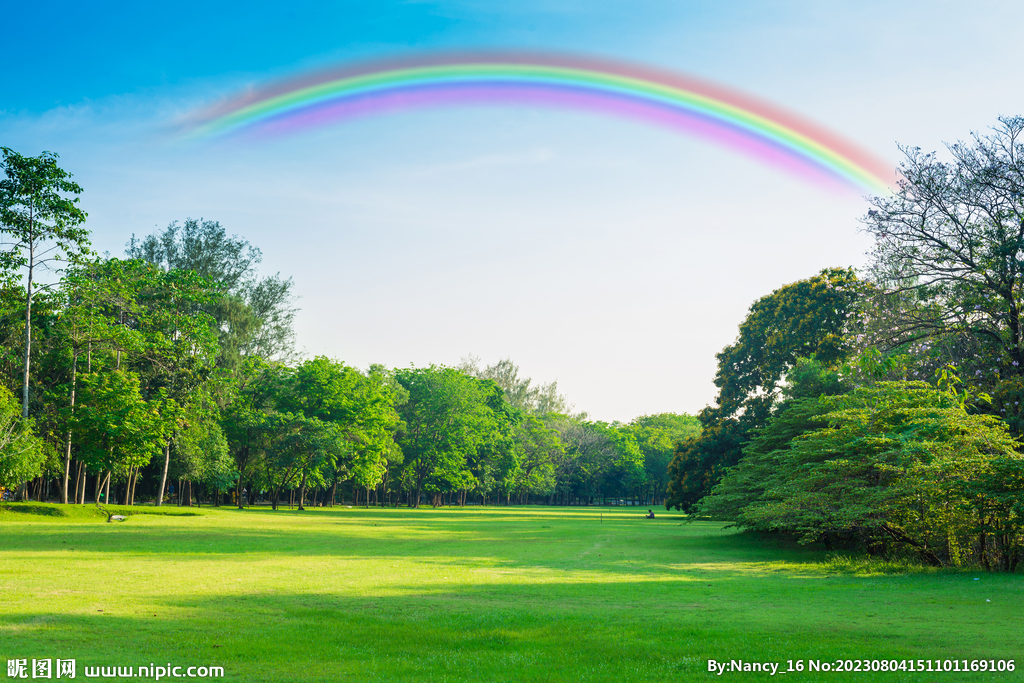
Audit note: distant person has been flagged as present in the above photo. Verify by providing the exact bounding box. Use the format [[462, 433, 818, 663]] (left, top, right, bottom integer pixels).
[[645, 509, 655, 519]]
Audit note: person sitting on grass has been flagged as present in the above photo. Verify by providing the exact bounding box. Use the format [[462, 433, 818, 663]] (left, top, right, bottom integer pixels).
[[645, 509, 655, 519]]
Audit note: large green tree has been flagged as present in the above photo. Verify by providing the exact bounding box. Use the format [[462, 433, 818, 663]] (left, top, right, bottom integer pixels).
[[0, 148, 89, 418], [666, 268, 863, 512], [127, 218, 298, 366], [700, 379, 1024, 570], [394, 366, 499, 508], [283, 357, 402, 507], [70, 370, 169, 505], [863, 116, 1024, 431], [459, 356, 570, 415], [220, 358, 290, 508], [53, 258, 150, 503]]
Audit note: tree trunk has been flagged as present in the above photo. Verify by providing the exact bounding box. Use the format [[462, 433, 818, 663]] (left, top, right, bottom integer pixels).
[[61, 353, 78, 504], [77, 463, 87, 504], [155, 442, 171, 507], [127, 467, 137, 505], [182, 480, 192, 507], [72, 460, 82, 504], [235, 480, 242, 509], [21, 207, 34, 419], [297, 472, 307, 511]]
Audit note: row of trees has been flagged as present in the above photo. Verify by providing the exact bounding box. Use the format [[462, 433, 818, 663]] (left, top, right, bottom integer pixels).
[[0, 146, 700, 509], [667, 117, 1024, 571]]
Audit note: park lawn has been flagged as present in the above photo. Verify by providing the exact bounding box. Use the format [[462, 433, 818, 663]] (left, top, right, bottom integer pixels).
[[0, 504, 1021, 682]]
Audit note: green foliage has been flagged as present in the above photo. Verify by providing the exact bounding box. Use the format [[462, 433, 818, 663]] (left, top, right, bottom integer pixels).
[[261, 413, 344, 510], [626, 413, 700, 503], [862, 117, 1024, 432], [286, 356, 402, 493], [173, 391, 233, 490], [700, 380, 1024, 570], [665, 418, 745, 513], [0, 385, 45, 489], [510, 416, 560, 496], [219, 358, 291, 507], [127, 218, 298, 365], [0, 148, 89, 276], [665, 269, 862, 512], [460, 356, 570, 415], [70, 370, 167, 476], [394, 366, 504, 506], [0, 147, 90, 419]]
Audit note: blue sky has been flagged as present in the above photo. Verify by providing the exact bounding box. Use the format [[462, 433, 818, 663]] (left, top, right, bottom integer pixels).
[[5, 0, 1024, 420]]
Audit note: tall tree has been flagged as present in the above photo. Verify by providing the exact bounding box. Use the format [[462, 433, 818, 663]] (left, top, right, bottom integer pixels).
[[282, 357, 402, 506], [220, 358, 290, 508], [0, 148, 89, 418], [394, 366, 498, 508], [127, 218, 298, 365], [53, 259, 145, 503], [665, 268, 863, 512], [459, 356, 570, 415], [863, 116, 1024, 429]]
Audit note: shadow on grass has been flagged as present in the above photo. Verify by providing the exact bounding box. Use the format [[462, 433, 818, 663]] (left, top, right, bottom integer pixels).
[[1, 502, 203, 520]]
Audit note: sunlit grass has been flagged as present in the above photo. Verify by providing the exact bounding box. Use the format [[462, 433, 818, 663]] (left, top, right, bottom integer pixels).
[[1, 503, 1020, 682]]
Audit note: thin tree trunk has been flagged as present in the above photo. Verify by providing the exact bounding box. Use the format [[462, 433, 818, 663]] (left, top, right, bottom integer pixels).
[[75, 462, 85, 504], [78, 465, 87, 504], [155, 442, 171, 507], [21, 208, 34, 419], [127, 467, 136, 505], [297, 472, 307, 511], [61, 353, 78, 504], [72, 460, 82, 504]]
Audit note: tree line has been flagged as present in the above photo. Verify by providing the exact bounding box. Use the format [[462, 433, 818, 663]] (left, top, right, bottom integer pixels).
[[666, 117, 1024, 572], [0, 146, 699, 509]]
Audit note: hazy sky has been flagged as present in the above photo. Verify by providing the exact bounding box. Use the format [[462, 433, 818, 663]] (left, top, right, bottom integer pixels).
[[4, 1, 1024, 421]]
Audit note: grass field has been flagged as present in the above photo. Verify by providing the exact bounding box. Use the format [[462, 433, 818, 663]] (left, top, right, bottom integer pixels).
[[1, 503, 1021, 682]]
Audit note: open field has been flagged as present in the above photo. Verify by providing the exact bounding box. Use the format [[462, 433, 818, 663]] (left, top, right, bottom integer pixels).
[[1, 504, 1021, 682]]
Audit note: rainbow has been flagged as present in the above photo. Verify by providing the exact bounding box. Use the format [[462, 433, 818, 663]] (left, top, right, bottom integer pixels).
[[184, 53, 893, 193]]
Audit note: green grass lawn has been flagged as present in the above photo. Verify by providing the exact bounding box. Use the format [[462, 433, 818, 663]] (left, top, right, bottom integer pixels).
[[1, 503, 1021, 682]]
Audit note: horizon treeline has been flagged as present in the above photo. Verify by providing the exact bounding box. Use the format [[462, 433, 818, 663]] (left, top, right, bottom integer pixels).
[[0, 152, 699, 509]]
